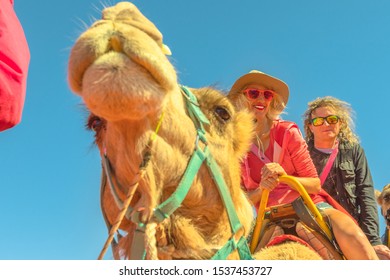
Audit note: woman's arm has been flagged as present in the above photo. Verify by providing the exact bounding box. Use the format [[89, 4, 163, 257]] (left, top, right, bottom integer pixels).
[[353, 144, 382, 245], [292, 176, 321, 194], [261, 162, 321, 194]]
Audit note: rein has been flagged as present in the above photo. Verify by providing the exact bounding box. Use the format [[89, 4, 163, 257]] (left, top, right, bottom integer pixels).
[[98, 86, 252, 260]]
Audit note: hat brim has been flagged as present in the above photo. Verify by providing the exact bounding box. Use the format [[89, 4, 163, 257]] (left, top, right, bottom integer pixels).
[[228, 72, 289, 106]]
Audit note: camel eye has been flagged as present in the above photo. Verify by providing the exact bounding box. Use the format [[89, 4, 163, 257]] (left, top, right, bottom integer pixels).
[[214, 106, 231, 122], [87, 115, 104, 132], [383, 194, 390, 202]]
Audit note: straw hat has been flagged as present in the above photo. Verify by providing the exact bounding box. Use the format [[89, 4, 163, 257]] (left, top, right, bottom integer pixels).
[[229, 70, 289, 106]]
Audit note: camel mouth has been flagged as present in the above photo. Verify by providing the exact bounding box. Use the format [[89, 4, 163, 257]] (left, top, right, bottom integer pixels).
[[69, 21, 176, 93], [68, 15, 180, 121]]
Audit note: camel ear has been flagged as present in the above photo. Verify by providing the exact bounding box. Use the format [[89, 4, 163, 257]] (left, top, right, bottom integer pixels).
[[375, 189, 382, 205], [376, 184, 390, 205]]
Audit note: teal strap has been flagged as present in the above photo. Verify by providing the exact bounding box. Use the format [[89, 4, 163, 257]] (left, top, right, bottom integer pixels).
[[211, 239, 237, 260], [207, 154, 253, 260], [181, 86, 210, 133], [210, 237, 253, 260], [206, 156, 243, 233], [153, 146, 209, 222], [182, 85, 245, 235], [237, 236, 254, 260]]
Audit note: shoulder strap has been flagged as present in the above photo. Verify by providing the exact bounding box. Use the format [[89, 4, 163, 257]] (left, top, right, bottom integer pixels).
[[250, 143, 272, 163], [319, 143, 339, 185]]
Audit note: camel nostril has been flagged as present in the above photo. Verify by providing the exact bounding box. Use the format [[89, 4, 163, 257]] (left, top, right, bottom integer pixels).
[[109, 35, 122, 52]]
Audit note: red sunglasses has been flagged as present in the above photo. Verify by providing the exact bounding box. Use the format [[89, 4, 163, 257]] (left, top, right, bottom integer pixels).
[[243, 88, 275, 101]]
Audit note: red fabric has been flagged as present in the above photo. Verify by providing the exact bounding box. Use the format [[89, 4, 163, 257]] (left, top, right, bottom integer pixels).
[[0, 0, 30, 131], [266, 234, 314, 250], [318, 189, 358, 224]]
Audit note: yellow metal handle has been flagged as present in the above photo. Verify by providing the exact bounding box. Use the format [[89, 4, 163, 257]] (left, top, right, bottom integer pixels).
[[279, 175, 332, 240], [250, 189, 269, 253], [388, 229, 390, 248], [250, 175, 333, 253]]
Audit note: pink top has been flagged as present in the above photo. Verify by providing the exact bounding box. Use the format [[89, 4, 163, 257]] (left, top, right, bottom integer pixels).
[[0, 0, 30, 131], [242, 120, 324, 208]]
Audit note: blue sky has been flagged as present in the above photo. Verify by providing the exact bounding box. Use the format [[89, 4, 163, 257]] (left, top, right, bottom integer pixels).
[[2, 0, 388, 259]]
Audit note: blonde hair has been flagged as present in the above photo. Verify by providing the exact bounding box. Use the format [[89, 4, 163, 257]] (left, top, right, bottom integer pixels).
[[303, 96, 359, 144], [228, 89, 286, 120]]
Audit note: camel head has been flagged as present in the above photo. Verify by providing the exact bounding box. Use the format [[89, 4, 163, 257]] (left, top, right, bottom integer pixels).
[[68, 2, 255, 259], [68, 2, 177, 121], [376, 184, 390, 230]]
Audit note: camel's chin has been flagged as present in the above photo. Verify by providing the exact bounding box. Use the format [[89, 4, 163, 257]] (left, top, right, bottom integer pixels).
[[80, 52, 165, 120]]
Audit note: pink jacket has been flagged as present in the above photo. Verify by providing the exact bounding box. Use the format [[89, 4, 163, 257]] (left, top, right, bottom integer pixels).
[[0, 0, 30, 131], [242, 120, 323, 207]]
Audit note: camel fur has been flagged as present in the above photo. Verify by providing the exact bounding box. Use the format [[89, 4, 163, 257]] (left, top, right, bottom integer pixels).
[[375, 184, 390, 247], [68, 1, 321, 260]]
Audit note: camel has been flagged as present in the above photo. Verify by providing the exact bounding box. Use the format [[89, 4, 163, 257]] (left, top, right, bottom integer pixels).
[[375, 184, 390, 248], [67, 1, 322, 260]]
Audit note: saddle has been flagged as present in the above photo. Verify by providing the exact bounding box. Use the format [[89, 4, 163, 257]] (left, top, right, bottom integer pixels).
[[253, 197, 344, 260]]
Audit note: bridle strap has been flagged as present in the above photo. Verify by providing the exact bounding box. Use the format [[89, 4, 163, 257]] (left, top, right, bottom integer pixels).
[[102, 154, 126, 210], [206, 151, 252, 259], [180, 86, 210, 132], [152, 86, 209, 221], [153, 144, 209, 221], [99, 170, 121, 259]]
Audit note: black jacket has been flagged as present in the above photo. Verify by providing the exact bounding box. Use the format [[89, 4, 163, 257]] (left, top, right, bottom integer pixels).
[[308, 140, 382, 246]]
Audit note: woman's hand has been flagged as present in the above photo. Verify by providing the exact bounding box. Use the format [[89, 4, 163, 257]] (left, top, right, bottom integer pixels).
[[260, 162, 287, 191], [373, 244, 390, 260]]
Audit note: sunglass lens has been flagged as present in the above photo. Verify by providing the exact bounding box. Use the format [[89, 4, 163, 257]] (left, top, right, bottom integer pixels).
[[327, 115, 339, 124], [263, 90, 274, 100], [246, 89, 260, 100], [312, 117, 324, 126]]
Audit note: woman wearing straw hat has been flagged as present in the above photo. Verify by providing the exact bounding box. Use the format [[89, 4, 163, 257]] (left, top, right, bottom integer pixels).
[[228, 70, 378, 259]]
